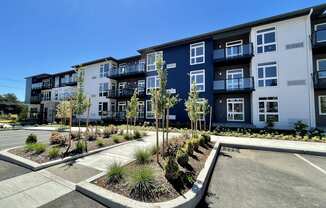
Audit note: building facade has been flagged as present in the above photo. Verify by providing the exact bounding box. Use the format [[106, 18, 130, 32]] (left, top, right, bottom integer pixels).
[[25, 4, 326, 129]]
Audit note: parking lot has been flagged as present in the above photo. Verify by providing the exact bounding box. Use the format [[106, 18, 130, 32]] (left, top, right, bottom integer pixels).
[[201, 147, 326, 208]]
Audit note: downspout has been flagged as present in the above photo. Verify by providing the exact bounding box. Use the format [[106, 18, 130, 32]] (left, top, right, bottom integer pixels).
[[306, 8, 315, 128]]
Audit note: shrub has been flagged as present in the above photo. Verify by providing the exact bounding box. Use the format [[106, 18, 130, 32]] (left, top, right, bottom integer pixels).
[[48, 147, 60, 159], [96, 139, 105, 147], [25, 134, 37, 144], [199, 135, 206, 147], [71, 131, 81, 140], [176, 149, 189, 167], [265, 117, 276, 129], [75, 140, 85, 153], [103, 126, 118, 138], [134, 149, 151, 164], [112, 135, 122, 143], [201, 133, 211, 143], [149, 145, 159, 155], [33, 143, 46, 154], [49, 132, 66, 146], [185, 141, 194, 156], [107, 162, 125, 184], [164, 157, 180, 181], [294, 120, 308, 136], [25, 143, 35, 152], [85, 130, 97, 141], [133, 130, 141, 139], [192, 138, 199, 152], [129, 166, 156, 201], [123, 134, 133, 141]]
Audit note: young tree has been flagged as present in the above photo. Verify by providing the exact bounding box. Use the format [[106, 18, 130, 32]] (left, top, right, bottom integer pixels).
[[185, 82, 200, 135], [63, 100, 73, 156], [56, 101, 70, 127], [201, 99, 210, 131], [126, 89, 138, 134], [150, 88, 162, 163], [165, 94, 179, 146]]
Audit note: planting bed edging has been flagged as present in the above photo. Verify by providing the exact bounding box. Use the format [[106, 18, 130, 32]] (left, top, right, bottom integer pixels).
[[0, 140, 137, 171], [76, 141, 221, 208]]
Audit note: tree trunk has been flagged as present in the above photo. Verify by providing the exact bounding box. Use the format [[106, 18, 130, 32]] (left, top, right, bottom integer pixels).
[[162, 110, 165, 158], [204, 119, 206, 131], [78, 118, 81, 140], [166, 109, 169, 147], [126, 118, 129, 134], [209, 106, 212, 132], [64, 110, 73, 156], [156, 117, 159, 163], [86, 104, 90, 132]]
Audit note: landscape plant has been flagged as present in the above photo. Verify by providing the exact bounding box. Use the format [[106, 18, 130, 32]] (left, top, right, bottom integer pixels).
[[25, 133, 37, 144], [107, 162, 125, 184], [48, 147, 60, 159], [56, 101, 71, 127], [134, 149, 151, 164], [129, 166, 156, 201], [126, 89, 138, 134]]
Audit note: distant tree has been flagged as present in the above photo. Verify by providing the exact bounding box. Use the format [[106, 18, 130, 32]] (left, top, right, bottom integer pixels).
[[165, 94, 179, 146], [17, 104, 28, 121], [126, 89, 138, 133], [185, 82, 200, 135], [56, 101, 71, 127]]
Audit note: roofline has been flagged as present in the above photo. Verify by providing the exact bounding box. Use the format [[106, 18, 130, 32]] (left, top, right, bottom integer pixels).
[[71, 56, 117, 68], [24, 73, 52, 79], [138, 3, 326, 53], [24, 69, 76, 79]]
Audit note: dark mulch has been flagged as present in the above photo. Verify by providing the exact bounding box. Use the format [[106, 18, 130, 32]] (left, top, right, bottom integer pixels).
[[93, 139, 214, 203], [9, 137, 124, 164]]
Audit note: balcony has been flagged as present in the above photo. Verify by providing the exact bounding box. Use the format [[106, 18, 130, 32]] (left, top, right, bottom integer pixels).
[[313, 70, 326, 90], [312, 29, 326, 51], [107, 63, 146, 79], [30, 96, 41, 104], [107, 88, 145, 99], [213, 77, 254, 93], [213, 43, 253, 64], [61, 81, 77, 87]]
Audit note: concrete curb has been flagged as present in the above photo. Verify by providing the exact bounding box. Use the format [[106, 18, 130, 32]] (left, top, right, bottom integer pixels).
[[0, 140, 137, 171], [76, 142, 221, 208]]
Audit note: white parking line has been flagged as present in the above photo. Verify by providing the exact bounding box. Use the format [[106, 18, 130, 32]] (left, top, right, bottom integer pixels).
[[294, 154, 326, 175]]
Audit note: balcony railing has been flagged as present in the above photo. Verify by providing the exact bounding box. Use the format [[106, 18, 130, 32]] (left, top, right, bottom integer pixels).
[[104, 111, 145, 121], [312, 29, 326, 48], [107, 63, 146, 79], [30, 96, 41, 104], [107, 88, 145, 98], [213, 77, 254, 93], [213, 43, 253, 63], [313, 70, 326, 89]]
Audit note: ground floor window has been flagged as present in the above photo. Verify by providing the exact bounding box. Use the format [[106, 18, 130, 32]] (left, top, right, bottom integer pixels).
[[146, 100, 154, 119], [137, 101, 145, 118], [227, 98, 244, 121], [118, 101, 126, 112], [258, 97, 279, 122], [98, 102, 108, 116], [319, 96, 326, 115]]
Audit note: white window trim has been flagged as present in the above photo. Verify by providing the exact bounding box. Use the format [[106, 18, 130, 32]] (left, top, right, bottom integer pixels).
[[190, 69, 205, 92], [226, 98, 245, 122], [146, 51, 163, 72], [99, 64, 109, 78], [226, 40, 243, 58], [137, 101, 145, 118], [226, 68, 244, 89], [257, 63, 278, 87], [315, 23, 326, 43], [256, 27, 277, 54], [146, 75, 160, 95], [258, 97, 279, 123], [118, 101, 126, 112], [190, 41, 205, 65], [317, 59, 326, 71], [99, 83, 109, 97], [319, 96, 326, 115], [146, 100, 155, 119]]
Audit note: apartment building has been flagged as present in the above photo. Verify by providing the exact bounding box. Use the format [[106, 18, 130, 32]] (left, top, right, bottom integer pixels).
[[25, 70, 77, 123], [25, 4, 326, 130]]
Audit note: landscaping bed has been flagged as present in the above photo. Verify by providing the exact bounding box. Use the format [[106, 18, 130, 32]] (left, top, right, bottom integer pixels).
[[92, 133, 214, 203], [7, 126, 146, 164]]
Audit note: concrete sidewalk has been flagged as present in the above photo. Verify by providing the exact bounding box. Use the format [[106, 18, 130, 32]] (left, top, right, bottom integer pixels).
[[214, 135, 326, 156]]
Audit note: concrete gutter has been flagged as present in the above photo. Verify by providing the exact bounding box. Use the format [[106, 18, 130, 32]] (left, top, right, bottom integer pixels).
[[0, 140, 137, 171], [76, 141, 221, 208]]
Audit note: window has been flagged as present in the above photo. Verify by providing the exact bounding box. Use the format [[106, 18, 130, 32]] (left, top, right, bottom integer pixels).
[[257, 62, 277, 87], [197, 98, 207, 121], [190, 70, 205, 92], [137, 101, 145, 118], [190, 42, 205, 65], [99, 83, 109, 97], [146, 100, 155, 119], [227, 98, 244, 121], [256, 28, 276, 53], [100, 64, 109, 78], [138, 80, 145, 92], [226, 69, 243, 89], [319, 96, 326, 115], [118, 101, 126, 112], [315, 23, 326, 43], [54, 90, 59, 101], [98, 102, 108, 116], [258, 97, 279, 122], [226, 40, 243, 57], [317, 59, 326, 79], [146, 76, 160, 94], [146, 51, 163, 71], [41, 91, 51, 101]]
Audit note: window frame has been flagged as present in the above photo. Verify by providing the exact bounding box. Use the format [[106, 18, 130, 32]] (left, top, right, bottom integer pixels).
[[257, 63, 278, 87], [226, 98, 245, 122], [146, 100, 155, 119], [99, 83, 109, 97], [256, 27, 276, 54], [99, 64, 109, 78], [146, 51, 163, 72], [146, 75, 160, 95], [98, 102, 108, 116], [190, 69, 205, 92], [226, 40, 243, 58], [258, 97, 279, 123], [190, 41, 205, 65], [315, 23, 326, 43], [137, 101, 145, 118], [319, 95, 326, 115]]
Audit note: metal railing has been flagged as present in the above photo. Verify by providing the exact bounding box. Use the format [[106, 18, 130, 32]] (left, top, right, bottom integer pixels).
[[213, 77, 254, 92], [213, 43, 253, 61], [107, 63, 146, 78], [107, 88, 145, 98]]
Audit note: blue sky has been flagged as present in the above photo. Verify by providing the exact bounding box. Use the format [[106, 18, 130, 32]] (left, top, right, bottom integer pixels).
[[0, 0, 325, 101]]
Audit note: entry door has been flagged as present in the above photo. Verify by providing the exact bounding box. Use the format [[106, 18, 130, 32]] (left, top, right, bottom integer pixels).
[[226, 69, 243, 89], [227, 98, 244, 121]]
